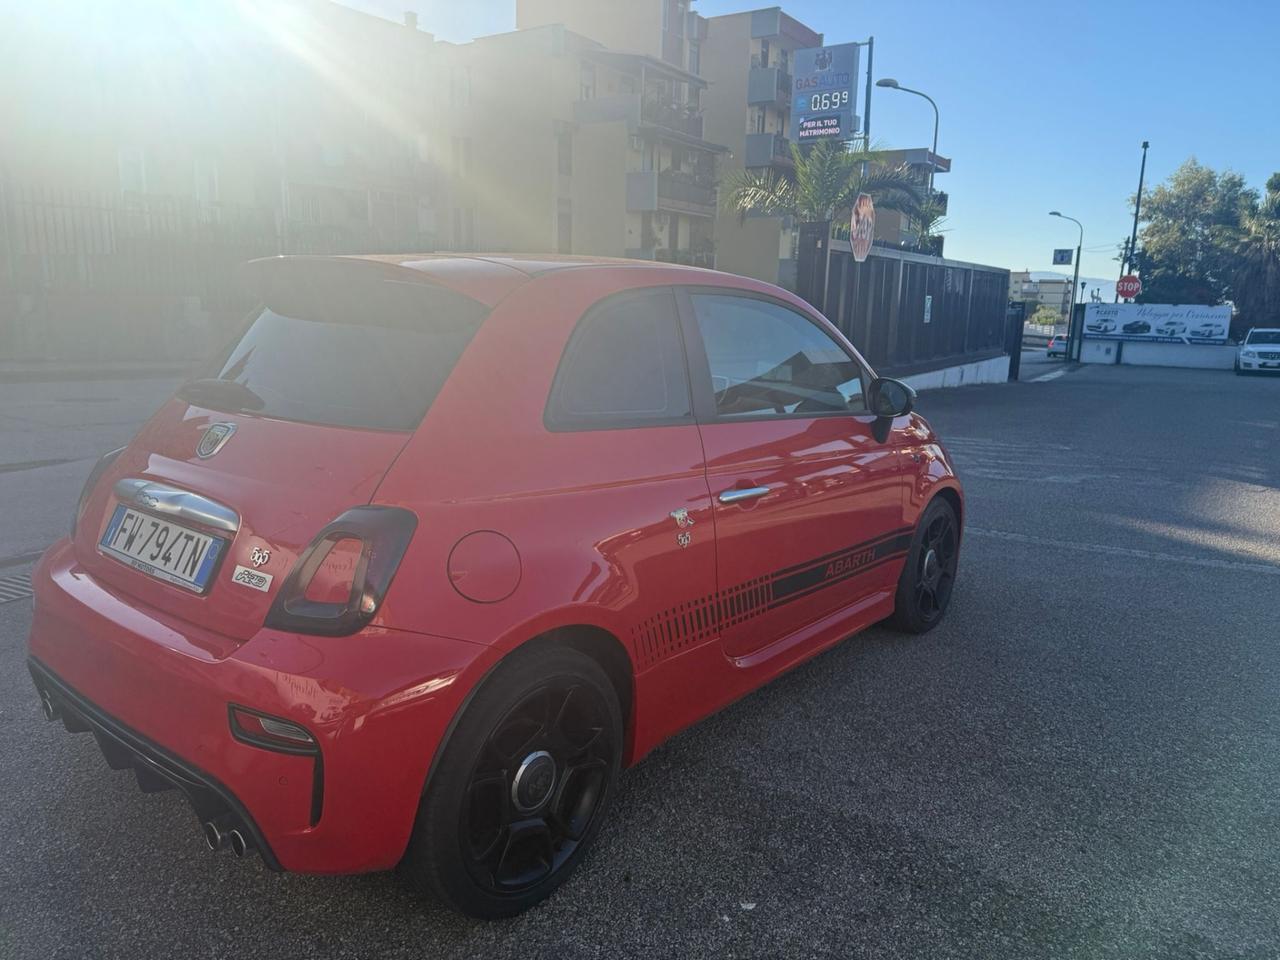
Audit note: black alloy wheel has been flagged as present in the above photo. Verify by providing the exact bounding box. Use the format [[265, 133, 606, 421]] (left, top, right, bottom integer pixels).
[[887, 497, 960, 634], [461, 680, 613, 894], [401, 645, 622, 918]]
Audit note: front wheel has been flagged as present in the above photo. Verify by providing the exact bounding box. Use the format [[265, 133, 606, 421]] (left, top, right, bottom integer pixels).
[[886, 497, 960, 634], [401, 645, 622, 919]]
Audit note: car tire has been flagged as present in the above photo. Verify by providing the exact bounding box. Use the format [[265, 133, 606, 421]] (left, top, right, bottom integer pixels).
[[400, 644, 623, 919], [885, 497, 960, 635]]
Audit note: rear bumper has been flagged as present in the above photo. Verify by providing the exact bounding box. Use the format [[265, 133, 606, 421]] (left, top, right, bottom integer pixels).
[[26, 539, 489, 874], [28, 658, 283, 869]]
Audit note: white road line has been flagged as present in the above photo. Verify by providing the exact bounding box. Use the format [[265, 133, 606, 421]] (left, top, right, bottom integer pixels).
[[1029, 370, 1067, 383], [967, 527, 1280, 576]]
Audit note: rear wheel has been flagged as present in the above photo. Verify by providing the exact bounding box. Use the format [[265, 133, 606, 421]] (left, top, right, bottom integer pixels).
[[401, 645, 622, 919], [886, 497, 960, 634]]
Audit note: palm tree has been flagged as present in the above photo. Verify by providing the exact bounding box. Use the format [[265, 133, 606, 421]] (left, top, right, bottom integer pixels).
[[1232, 175, 1280, 336], [721, 139, 925, 225], [721, 139, 925, 308]]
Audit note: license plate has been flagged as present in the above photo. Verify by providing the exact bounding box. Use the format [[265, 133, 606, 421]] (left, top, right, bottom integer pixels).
[[99, 505, 225, 593]]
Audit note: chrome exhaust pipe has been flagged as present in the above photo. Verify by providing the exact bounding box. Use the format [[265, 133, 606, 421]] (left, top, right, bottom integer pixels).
[[38, 690, 59, 722], [203, 820, 228, 851], [228, 828, 251, 858]]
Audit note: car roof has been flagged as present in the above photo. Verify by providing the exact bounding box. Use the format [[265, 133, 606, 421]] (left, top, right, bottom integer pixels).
[[246, 254, 720, 309]]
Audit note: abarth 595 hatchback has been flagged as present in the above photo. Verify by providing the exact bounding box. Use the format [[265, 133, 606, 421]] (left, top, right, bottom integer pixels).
[[27, 255, 963, 918]]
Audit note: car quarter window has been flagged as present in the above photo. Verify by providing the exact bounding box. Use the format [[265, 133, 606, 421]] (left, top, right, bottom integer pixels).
[[545, 288, 692, 430], [689, 293, 869, 419]]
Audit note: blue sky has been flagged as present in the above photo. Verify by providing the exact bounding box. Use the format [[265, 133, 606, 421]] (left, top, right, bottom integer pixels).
[[343, 0, 1280, 282]]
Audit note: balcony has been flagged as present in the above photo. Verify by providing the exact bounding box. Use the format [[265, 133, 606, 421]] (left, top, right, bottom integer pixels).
[[744, 132, 793, 169], [574, 93, 707, 142], [626, 170, 717, 216], [747, 66, 792, 106], [641, 96, 704, 140]]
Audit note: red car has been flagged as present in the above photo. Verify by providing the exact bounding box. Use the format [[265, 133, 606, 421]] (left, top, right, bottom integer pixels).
[[27, 255, 963, 917]]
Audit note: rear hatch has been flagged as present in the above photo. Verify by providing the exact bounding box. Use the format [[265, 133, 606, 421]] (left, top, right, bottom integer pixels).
[[74, 258, 487, 649]]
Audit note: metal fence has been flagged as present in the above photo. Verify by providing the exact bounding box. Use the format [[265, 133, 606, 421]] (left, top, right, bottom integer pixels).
[[0, 181, 434, 362], [796, 224, 1012, 377]]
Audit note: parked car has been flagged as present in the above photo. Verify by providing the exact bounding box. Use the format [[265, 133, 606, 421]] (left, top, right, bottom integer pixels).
[[27, 255, 964, 919], [1086, 320, 1116, 334], [1236, 327, 1280, 374], [1046, 333, 1069, 357], [1156, 320, 1188, 336], [1122, 320, 1151, 335], [1189, 322, 1225, 339]]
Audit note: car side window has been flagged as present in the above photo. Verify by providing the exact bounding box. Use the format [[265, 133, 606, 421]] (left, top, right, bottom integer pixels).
[[545, 288, 692, 430], [689, 294, 868, 419]]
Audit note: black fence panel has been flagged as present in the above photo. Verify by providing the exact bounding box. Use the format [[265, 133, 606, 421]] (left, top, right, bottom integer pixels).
[[797, 223, 1012, 377]]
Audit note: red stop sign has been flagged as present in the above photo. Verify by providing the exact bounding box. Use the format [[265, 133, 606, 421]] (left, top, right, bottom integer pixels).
[[1117, 275, 1142, 299]]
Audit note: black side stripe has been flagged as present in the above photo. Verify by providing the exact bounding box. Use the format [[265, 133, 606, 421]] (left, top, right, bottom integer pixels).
[[632, 527, 915, 668]]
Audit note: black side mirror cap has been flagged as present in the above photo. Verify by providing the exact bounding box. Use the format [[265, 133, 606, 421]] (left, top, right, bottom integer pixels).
[[868, 377, 915, 419]]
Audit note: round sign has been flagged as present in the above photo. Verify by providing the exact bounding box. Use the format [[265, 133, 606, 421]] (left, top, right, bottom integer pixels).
[[850, 193, 875, 263], [1117, 274, 1142, 299]]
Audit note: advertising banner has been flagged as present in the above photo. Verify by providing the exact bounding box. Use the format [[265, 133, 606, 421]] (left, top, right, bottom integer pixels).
[[1083, 303, 1231, 343], [789, 44, 860, 143]]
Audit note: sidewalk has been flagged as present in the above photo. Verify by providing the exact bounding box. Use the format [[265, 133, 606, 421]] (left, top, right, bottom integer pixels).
[[0, 359, 195, 384]]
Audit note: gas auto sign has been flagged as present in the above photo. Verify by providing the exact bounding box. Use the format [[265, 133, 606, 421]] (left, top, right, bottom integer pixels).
[[789, 44, 860, 143]]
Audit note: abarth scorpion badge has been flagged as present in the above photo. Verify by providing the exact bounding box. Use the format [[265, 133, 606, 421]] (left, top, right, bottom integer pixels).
[[670, 508, 694, 548], [197, 422, 236, 459]]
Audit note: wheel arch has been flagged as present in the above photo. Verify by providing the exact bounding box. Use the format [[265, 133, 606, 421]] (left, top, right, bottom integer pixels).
[[930, 484, 963, 533]]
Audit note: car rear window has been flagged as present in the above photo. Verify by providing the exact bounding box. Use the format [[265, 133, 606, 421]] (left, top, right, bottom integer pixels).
[[200, 263, 487, 431]]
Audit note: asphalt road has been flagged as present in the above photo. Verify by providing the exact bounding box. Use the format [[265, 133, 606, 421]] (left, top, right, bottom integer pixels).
[[2, 364, 1279, 959]]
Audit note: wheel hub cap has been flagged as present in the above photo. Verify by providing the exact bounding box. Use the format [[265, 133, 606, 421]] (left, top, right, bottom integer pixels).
[[511, 750, 557, 813], [922, 548, 940, 584]]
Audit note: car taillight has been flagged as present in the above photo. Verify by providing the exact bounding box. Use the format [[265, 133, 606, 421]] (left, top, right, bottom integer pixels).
[[71, 446, 126, 539], [264, 506, 417, 636]]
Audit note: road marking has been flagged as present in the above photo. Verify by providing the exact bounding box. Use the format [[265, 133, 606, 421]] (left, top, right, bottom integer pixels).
[[0, 572, 34, 603], [968, 527, 1280, 576], [1029, 370, 1067, 383]]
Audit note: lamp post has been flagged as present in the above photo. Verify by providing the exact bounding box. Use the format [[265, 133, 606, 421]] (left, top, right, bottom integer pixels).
[[875, 78, 940, 191], [1050, 211, 1084, 361]]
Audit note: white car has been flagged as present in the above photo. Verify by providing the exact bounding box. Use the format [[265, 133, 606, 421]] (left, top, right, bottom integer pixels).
[[1156, 320, 1187, 337], [1086, 321, 1116, 334], [1190, 323, 1224, 339], [1236, 327, 1280, 374]]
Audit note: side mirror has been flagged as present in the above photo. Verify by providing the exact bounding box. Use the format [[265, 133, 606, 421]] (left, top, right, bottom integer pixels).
[[868, 377, 915, 419]]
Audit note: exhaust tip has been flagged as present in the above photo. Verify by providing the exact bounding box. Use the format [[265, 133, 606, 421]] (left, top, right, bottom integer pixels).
[[38, 690, 59, 722], [203, 821, 226, 851], [228, 829, 248, 858]]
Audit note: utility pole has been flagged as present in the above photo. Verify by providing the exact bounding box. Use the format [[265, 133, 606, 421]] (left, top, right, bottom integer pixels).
[[1116, 140, 1149, 298]]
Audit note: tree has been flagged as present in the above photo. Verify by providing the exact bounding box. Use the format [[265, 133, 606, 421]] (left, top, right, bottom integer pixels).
[[1135, 158, 1258, 305], [720, 139, 924, 226], [1231, 172, 1280, 335], [907, 194, 948, 255]]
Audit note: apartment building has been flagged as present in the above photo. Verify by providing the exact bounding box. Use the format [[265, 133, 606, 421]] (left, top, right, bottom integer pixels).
[[1009, 271, 1073, 318], [443, 1, 726, 261], [872, 147, 951, 253], [699, 7, 822, 286], [518, 0, 705, 73]]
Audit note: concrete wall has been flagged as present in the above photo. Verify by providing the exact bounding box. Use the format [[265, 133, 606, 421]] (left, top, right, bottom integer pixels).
[[1082, 340, 1237, 370], [901, 355, 1010, 392]]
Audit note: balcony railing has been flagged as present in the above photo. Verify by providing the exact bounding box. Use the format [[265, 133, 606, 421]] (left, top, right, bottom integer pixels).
[[747, 66, 792, 105], [744, 132, 793, 168], [626, 171, 716, 214], [641, 96, 704, 139]]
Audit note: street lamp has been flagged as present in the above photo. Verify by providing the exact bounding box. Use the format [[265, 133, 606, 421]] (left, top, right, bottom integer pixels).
[[1050, 211, 1084, 361], [876, 78, 940, 192]]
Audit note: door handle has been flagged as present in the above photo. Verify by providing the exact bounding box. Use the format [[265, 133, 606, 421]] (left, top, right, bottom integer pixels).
[[718, 485, 771, 505]]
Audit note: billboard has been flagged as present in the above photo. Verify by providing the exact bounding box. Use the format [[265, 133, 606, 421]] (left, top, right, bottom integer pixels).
[[788, 44, 860, 143], [1083, 303, 1231, 343]]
